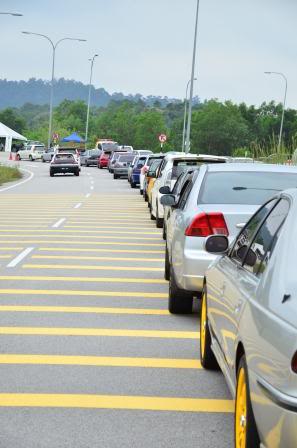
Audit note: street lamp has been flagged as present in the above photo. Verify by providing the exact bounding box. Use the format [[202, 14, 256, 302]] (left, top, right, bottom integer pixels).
[[182, 78, 197, 151], [264, 71, 288, 152], [185, 0, 200, 153], [85, 54, 99, 148], [0, 12, 23, 16], [22, 31, 86, 149]]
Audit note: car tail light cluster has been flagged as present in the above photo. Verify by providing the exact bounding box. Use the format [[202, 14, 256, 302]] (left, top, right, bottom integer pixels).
[[185, 212, 229, 237], [291, 352, 297, 373]]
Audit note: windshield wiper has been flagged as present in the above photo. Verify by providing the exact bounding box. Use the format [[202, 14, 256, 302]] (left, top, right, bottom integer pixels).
[[233, 187, 282, 191]]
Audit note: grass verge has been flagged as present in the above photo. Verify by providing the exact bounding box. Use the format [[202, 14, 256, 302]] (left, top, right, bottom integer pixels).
[[0, 164, 22, 186]]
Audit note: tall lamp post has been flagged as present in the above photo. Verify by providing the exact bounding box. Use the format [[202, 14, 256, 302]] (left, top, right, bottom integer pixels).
[[182, 78, 197, 151], [185, 0, 200, 153], [22, 31, 86, 149], [264, 71, 288, 152], [85, 54, 98, 148]]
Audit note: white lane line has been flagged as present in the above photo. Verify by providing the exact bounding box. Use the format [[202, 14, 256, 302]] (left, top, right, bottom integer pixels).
[[52, 218, 66, 228], [90, 186, 94, 190], [7, 247, 34, 268], [0, 168, 34, 193], [87, 173, 91, 176], [85, 193, 91, 198], [74, 203, 82, 209]]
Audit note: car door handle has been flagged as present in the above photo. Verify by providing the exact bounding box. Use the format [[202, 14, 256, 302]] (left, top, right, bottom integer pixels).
[[236, 223, 246, 229]]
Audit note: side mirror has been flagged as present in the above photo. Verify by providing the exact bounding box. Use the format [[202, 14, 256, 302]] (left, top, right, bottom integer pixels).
[[148, 170, 157, 178], [236, 245, 257, 267], [159, 185, 171, 195], [204, 235, 229, 254], [160, 194, 176, 207]]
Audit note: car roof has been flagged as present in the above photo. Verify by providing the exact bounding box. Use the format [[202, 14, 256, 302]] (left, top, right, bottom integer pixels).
[[204, 163, 297, 173]]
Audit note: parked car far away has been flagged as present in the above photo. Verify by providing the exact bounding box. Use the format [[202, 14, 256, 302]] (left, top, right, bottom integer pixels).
[[16, 144, 45, 161], [113, 153, 135, 179], [50, 153, 80, 177], [201, 188, 297, 448]]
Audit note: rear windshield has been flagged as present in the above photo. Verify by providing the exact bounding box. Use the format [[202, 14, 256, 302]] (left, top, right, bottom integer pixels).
[[147, 157, 163, 167], [102, 142, 118, 151], [199, 171, 297, 205], [55, 154, 75, 161], [119, 155, 134, 162], [171, 160, 202, 180]]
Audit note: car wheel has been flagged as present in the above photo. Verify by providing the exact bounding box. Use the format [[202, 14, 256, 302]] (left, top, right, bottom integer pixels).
[[140, 189, 143, 195], [99, 165, 103, 169], [114, 174, 118, 179], [144, 192, 148, 202], [168, 266, 193, 314], [75, 170, 79, 176], [200, 289, 220, 370], [16, 154, 21, 161], [235, 356, 260, 448], [131, 181, 136, 188], [156, 205, 163, 228], [42, 158, 45, 163], [29, 155, 33, 161], [164, 245, 170, 281], [162, 224, 166, 241], [50, 171, 54, 177], [150, 209, 156, 220]]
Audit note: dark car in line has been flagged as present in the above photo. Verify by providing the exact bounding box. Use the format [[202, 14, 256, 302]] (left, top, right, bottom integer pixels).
[[50, 153, 80, 177], [113, 153, 135, 179], [85, 149, 101, 166]]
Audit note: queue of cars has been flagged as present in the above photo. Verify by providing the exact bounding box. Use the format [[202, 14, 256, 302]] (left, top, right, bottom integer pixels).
[[107, 150, 297, 448]]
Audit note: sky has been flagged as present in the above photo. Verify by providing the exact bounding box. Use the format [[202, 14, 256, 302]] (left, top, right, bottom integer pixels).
[[1, 0, 296, 107]]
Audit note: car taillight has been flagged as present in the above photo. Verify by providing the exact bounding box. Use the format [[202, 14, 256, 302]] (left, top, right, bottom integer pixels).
[[185, 212, 229, 237], [292, 352, 297, 373]]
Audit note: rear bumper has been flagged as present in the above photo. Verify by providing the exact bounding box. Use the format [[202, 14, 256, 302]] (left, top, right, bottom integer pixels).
[[131, 173, 140, 184], [99, 160, 109, 167], [114, 168, 129, 177], [50, 165, 79, 174]]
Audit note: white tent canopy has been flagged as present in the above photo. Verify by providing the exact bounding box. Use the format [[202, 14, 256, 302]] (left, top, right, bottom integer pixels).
[[0, 122, 27, 152]]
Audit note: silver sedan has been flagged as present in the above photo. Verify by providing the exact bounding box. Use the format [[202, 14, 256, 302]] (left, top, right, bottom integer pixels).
[[163, 163, 297, 314], [201, 188, 297, 448]]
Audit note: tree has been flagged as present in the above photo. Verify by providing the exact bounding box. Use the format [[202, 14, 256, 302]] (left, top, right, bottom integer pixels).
[[0, 108, 26, 133], [134, 110, 168, 152], [190, 100, 250, 155]]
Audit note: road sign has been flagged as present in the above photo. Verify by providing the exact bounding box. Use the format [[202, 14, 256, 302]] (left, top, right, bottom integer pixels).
[[159, 134, 167, 143], [52, 133, 59, 141]]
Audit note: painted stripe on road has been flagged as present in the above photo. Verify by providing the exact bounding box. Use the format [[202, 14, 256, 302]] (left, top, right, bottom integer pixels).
[[0, 275, 166, 284], [0, 229, 161, 235], [0, 327, 199, 339], [0, 241, 164, 247], [52, 218, 66, 228], [0, 393, 233, 412], [38, 248, 164, 254], [32, 255, 164, 262], [0, 289, 167, 298], [0, 235, 162, 241], [0, 354, 201, 369], [74, 203, 82, 209], [7, 247, 34, 268], [0, 305, 169, 315], [23, 264, 164, 272]]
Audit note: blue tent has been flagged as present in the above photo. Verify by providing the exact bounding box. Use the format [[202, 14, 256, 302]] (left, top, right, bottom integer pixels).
[[61, 132, 85, 143]]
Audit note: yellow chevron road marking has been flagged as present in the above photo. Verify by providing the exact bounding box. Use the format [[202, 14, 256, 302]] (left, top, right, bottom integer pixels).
[[0, 234, 161, 241], [32, 255, 164, 262], [0, 241, 164, 247], [0, 394, 233, 412], [38, 248, 164, 254], [0, 354, 201, 369], [0, 305, 169, 315], [0, 289, 167, 298], [0, 275, 166, 284], [23, 264, 164, 272], [0, 327, 199, 339]]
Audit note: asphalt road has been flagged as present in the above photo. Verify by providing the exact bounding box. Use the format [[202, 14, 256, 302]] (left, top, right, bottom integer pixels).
[[0, 157, 233, 448]]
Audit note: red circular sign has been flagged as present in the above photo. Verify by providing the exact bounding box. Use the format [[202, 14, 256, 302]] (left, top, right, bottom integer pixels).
[[159, 134, 167, 143]]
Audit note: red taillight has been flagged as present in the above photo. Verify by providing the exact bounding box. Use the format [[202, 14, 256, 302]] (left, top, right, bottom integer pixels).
[[185, 212, 229, 237], [292, 352, 297, 373]]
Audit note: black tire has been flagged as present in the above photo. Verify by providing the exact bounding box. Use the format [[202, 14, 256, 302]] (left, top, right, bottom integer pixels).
[[200, 289, 220, 370], [16, 154, 21, 161], [150, 210, 156, 220], [156, 206, 163, 228], [131, 181, 136, 188], [75, 170, 79, 176], [144, 192, 148, 202], [50, 171, 54, 177], [29, 155, 33, 161], [114, 174, 118, 179], [164, 245, 170, 281], [235, 356, 260, 448], [168, 267, 193, 314], [140, 189, 143, 195], [42, 158, 45, 163], [162, 224, 166, 241], [99, 165, 103, 169]]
